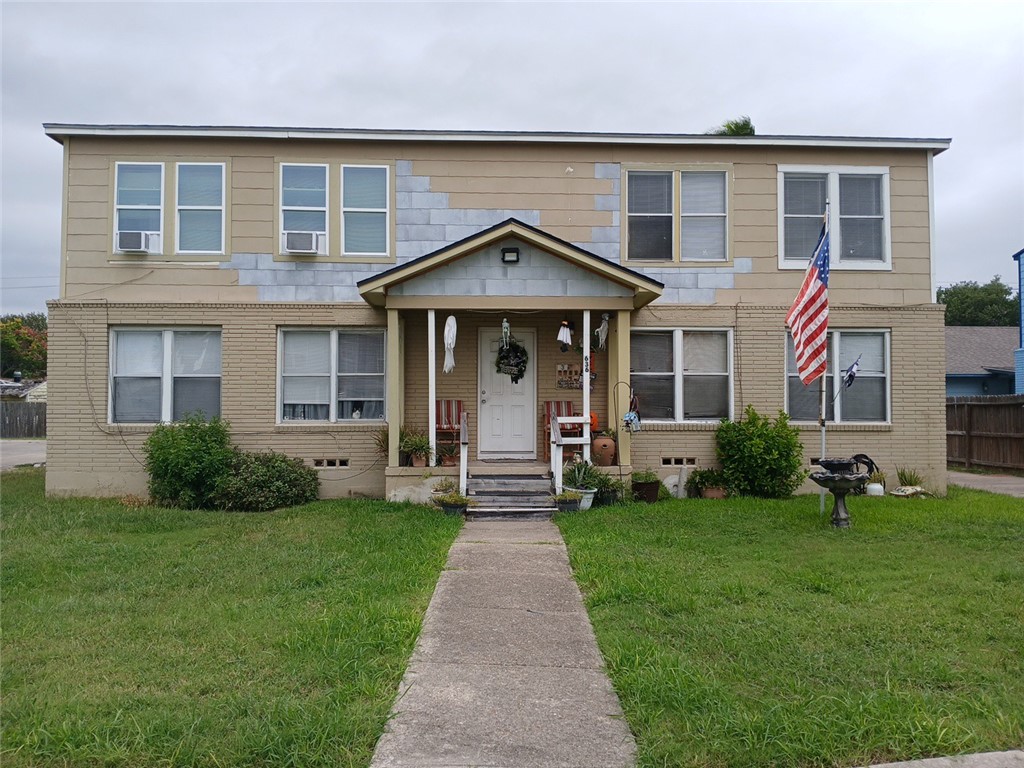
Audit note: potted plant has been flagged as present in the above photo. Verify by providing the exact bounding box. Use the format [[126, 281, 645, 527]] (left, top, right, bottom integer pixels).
[[432, 477, 458, 496], [593, 473, 625, 506], [553, 489, 582, 512], [562, 460, 601, 510], [437, 442, 459, 467], [684, 467, 729, 499], [865, 469, 886, 496], [631, 469, 662, 503], [434, 491, 470, 515], [400, 431, 432, 467], [592, 429, 617, 466]]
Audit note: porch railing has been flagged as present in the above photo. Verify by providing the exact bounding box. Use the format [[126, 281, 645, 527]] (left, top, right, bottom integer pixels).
[[550, 415, 590, 494], [459, 412, 469, 495]]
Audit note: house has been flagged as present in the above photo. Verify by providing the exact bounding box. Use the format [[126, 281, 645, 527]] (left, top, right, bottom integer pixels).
[[945, 327, 1018, 396], [43, 124, 951, 498], [0, 379, 47, 402]]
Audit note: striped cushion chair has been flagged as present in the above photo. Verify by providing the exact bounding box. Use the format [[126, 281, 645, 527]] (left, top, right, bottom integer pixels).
[[436, 399, 464, 444], [544, 400, 582, 461]]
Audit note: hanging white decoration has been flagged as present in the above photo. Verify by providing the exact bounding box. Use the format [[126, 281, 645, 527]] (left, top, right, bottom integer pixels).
[[557, 319, 573, 352], [443, 315, 457, 373], [502, 317, 511, 349], [595, 313, 610, 351]]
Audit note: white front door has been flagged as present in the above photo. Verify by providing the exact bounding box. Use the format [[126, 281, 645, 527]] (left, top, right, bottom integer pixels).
[[478, 328, 536, 459]]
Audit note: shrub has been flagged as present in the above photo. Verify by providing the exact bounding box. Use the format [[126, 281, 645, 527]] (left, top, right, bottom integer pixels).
[[685, 467, 729, 497], [896, 466, 924, 486], [563, 460, 602, 490], [716, 405, 806, 498], [144, 416, 234, 509], [215, 451, 319, 512]]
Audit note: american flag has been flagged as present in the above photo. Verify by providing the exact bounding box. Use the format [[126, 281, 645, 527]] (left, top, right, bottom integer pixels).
[[786, 208, 830, 385]]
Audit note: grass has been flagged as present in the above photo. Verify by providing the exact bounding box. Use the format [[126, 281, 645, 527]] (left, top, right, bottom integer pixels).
[[0, 468, 462, 767], [558, 487, 1024, 768]]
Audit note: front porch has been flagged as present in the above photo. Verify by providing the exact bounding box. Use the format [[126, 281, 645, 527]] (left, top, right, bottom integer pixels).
[[355, 219, 663, 500]]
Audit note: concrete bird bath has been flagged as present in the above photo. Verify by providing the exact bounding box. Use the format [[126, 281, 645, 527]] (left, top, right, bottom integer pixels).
[[810, 456, 872, 528]]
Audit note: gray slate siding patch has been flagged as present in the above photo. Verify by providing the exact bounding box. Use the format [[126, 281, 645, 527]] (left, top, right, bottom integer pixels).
[[396, 175, 431, 193], [594, 162, 620, 180], [396, 160, 414, 176], [594, 194, 619, 212]]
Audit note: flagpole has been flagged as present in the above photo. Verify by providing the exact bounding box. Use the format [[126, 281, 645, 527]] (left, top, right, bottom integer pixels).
[[819, 367, 827, 516]]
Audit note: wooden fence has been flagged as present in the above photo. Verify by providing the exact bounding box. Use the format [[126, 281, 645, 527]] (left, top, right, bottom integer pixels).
[[947, 395, 1024, 471], [1, 402, 47, 439]]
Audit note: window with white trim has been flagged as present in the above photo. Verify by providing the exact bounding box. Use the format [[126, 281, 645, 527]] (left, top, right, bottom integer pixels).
[[778, 166, 890, 268], [279, 329, 386, 422], [280, 164, 328, 253], [342, 165, 389, 257], [110, 329, 221, 423], [626, 170, 728, 262], [786, 330, 889, 422], [176, 163, 224, 253], [115, 162, 163, 252], [630, 329, 732, 421]]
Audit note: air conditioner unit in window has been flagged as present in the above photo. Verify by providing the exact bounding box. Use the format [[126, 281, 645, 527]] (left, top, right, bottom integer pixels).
[[284, 231, 322, 254], [117, 231, 152, 252]]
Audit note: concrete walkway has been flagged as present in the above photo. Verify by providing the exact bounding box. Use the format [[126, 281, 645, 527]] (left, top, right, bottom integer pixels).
[[0, 439, 46, 470], [948, 470, 1024, 498], [866, 751, 1024, 767], [370, 519, 635, 768]]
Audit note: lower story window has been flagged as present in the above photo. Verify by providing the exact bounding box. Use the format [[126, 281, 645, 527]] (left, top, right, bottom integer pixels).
[[630, 329, 732, 421], [786, 330, 889, 422], [280, 328, 385, 422], [111, 329, 221, 423]]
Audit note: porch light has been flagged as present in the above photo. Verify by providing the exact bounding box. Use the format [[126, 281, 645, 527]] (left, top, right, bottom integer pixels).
[[501, 247, 520, 264]]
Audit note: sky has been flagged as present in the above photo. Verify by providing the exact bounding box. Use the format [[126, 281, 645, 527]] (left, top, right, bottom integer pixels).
[[2, 0, 1022, 315]]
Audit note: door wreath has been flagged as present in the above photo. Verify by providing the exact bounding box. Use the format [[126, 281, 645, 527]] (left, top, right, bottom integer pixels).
[[495, 336, 529, 383]]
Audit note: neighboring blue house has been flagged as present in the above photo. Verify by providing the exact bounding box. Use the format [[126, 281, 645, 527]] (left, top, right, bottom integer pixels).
[[946, 326, 1018, 396], [1014, 248, 1024, 394]]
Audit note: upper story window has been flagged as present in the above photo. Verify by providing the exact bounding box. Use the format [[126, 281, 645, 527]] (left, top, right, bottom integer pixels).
[[176, 163, 225, 254], [778, 165, 890, 270], [786, 330, 890, 423], [281, 164, 328, 255], [115, 163, 163, 254], [342, 165, 389, 257], [630, 329, 732, 421], [626, 169, 729, 263], [279, 329, 386, 422], [110, 329, 221, 423]]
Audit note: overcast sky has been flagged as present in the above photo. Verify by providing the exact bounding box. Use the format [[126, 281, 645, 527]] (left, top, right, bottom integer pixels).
[[2, 0, 1022, 315]]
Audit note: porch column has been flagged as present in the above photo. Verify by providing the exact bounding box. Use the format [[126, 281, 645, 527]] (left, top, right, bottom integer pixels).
[[387, 308, 402, 467], [582, 309, 591, 462], [427, 309, 437, 459], [613, 309, 631, 466]]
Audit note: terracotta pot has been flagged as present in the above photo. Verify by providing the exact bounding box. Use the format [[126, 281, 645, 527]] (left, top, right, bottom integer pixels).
[[592, 437, 616, 466], [440, 453, 459, 466], [411, 455, 428, 467], [702, 486, 727, 499]]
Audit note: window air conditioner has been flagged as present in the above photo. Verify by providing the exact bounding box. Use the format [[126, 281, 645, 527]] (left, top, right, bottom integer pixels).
[[117, 231, 150, 252], [284, 231, 321, 254]]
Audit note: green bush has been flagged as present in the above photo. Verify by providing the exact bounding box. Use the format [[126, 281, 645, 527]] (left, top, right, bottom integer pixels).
[[716, 405, 806, 498], [144, 415, 234, 509], [214, 451, 320, 512]]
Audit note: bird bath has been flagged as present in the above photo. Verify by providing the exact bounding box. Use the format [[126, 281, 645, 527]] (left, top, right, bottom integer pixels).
[[810, 457, 871, 528]]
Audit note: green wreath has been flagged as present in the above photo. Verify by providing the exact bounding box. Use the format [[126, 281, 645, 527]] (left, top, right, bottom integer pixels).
[[495, 337, 529, 383]]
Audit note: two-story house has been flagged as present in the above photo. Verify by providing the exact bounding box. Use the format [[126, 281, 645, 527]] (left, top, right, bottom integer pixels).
[[43, 125, 950, 498]]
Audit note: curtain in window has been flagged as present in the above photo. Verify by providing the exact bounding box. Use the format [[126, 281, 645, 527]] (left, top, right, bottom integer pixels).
[[784, 173, 827, 260], [787, 334, 834, 421], [113, 331, 162, 422], [117, 165, 161, 206], [630, 331, 674, 418], [839, 175, 883, 261], [282, 332, 330, 420], [628, 172, 672, 261], [338, 332, 385, 419], [172, 331, 221, 420], [681, 172, 726, 261], [839, 333, 886, 420]]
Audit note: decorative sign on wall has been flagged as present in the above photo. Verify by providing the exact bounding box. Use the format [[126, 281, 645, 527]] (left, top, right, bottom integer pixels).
[[556, 363, 596, 390]]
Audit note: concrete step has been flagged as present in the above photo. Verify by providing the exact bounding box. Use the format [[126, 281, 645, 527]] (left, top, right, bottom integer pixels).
[[467, 506, 556, 520]]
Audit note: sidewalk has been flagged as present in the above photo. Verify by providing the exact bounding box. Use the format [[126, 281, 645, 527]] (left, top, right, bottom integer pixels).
[[370, 519, 635, 768], [0, 439, 46, 470], [948, 470, 1024, 498]]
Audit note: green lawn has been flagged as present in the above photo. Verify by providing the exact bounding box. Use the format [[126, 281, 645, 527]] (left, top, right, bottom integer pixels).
[[1, 468, 462, 767], [558, 487, 1024, 768]]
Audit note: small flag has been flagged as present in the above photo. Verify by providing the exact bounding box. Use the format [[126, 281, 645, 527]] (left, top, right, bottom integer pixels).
[[842, 354, 862, 389], [786, 206, 830, 385]]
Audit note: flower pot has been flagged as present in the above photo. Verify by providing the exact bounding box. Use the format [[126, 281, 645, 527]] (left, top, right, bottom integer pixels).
[[702, 486, 727, 499], [439, 502, 467, 515], [411, 455, 428, 467], [595, 489, 619, 507], [440, 453, 459, 467], [556, 500, 580, 512], [632, 480, 660, 503], [592, 437, 616, 466], [865, 482, 885, 496], [567, 487, 596, 511]]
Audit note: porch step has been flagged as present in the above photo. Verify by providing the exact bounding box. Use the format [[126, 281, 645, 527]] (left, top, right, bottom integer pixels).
[[466, 472, 555, 519]]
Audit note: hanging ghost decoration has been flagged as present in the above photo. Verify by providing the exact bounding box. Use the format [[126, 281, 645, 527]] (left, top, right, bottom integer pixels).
[[443, 315, 457, 373]]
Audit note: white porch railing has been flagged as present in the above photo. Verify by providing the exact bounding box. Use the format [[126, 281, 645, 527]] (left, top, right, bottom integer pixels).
[[459, 412, 469, 496], [550, 415, 590, 494]]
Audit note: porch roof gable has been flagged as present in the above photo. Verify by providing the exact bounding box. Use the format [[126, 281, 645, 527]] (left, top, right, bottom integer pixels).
[[357, 218, 663, 309]]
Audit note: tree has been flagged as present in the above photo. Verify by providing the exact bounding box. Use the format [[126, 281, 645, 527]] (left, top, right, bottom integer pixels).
[[0, 312, 47, 333], [936, 276, 1020, 326], [0, 315, 47, 378], [707, 115, 756, 136]]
